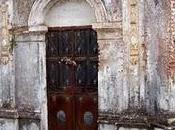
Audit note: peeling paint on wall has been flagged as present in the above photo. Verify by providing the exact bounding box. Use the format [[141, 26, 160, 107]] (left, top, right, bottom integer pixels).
[[0, 0, 175, 130]]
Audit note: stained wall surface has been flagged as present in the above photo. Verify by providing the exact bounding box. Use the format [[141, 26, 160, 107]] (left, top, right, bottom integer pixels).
[[0, 0, 175, 130]]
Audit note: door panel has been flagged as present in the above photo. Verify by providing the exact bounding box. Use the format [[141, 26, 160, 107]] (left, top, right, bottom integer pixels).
[[89, 30, 98, 56], [75, 30, 89, 56], [46, 32, 59, 57], [48, 94, 74, 130], [87, 60, 98, 87], [47, 27, 98, 130], [60, 31, 74, 56], [75, 94, 98, 130], [75, 60, 87, 87], [60, 63, 73, 87], [47, 61, 59, 89]]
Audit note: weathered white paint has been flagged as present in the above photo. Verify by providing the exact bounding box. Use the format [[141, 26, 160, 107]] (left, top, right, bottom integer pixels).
[[21, 122, 39, 130], [98, 39, 127, 112], [0, 118, 18, 130], [154, 128, 164, 130], [144, 0, 175, 114], [45, 1, 96, 27], [0, 0, 15, 112], [15, 32, 47, 130], [0, 0, 174, 130], [19, 119, 40, 130], [28, 0, 108, 31], [99, 124, 116, 130], [119, 128, 147, 130], [15, 41, 41, 111]]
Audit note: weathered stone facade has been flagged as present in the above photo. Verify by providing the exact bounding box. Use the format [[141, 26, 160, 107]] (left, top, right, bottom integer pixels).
[[0, 0, 175, 130]]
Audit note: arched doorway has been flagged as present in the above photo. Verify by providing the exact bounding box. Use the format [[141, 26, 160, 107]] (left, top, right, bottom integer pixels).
[[44, 1, 99, 130], [28, 0, 114, 129]]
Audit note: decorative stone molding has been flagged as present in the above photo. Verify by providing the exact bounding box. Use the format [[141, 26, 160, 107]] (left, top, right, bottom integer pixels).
[[92, 22, 122, 29], [0, 109, 40, 120], [129, 0, 139, 65], [122, 0, 141, 109], [28, 0, 108, 31], [92, 22, 122, 40], [0, 4, 12, 65], [98, 111, 175, 129]]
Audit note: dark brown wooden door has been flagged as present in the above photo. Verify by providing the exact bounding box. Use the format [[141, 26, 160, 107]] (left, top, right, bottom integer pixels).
[[46, 26, 98, 130]]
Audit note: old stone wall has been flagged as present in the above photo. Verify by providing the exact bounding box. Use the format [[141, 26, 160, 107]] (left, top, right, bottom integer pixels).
[[0, 0, 175, 130], [0, 0, 42, 129], [144, 0, 169, 114], [144, 0, 175, 117]]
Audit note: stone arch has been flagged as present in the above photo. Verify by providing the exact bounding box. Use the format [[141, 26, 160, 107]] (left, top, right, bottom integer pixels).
[[28, 0, 108, 30]]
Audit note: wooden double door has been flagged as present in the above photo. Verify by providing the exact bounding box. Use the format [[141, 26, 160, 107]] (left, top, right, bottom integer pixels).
[[46, 26, 98, 130]]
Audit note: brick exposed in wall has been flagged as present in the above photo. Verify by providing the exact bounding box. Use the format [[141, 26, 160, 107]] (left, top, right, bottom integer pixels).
[[168, 0, 175, 78]]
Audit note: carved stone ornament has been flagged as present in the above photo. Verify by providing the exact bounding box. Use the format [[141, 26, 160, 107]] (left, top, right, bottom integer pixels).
[[0, 4, 12, 65], [28, 0, 108, 31], [129, 0, 139, 65]]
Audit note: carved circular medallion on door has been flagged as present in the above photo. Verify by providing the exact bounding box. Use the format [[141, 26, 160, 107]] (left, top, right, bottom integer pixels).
[[84, 111, 94, 126], [57, 110, 66, 123]]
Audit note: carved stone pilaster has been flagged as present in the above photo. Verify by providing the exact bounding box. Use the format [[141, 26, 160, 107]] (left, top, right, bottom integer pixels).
[[122, 0, 141, 108], [0, 4, 12, 65], [129, 0, 139, 65]]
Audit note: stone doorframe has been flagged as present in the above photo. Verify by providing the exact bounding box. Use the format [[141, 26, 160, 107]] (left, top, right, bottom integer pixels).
[[28, 0, 122, 130]]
